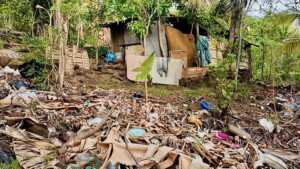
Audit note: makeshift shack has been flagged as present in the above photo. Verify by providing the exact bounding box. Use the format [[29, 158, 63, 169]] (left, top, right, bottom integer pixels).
[[102, 17, 222, 85]]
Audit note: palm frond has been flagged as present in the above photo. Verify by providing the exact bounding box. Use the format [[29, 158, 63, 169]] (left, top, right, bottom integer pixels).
[[269, 12, 298, 27]]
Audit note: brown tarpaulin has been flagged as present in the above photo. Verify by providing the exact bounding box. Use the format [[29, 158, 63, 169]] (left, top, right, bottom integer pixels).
[[165, 26, 196, 67]]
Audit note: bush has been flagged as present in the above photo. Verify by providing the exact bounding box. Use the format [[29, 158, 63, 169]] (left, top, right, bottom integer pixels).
[[0, 160, 20, 169], [0, 0, 33, 32], [20, 36, 51, 90], [208, 54, 235, 112]]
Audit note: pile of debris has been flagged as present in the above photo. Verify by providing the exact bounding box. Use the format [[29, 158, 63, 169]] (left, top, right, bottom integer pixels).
[[0, 67, 299, 169]]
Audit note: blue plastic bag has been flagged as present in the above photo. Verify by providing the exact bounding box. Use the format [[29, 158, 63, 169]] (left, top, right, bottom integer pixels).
[[199, 100, 210, 111], [105, 52, 116, 63]]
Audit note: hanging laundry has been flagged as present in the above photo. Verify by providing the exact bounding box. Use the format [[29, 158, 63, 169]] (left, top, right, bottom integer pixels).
[[197, 35, 212, 67]]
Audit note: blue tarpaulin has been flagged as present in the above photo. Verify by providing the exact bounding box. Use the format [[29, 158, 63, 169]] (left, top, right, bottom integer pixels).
[[197, 35, 212, 67]]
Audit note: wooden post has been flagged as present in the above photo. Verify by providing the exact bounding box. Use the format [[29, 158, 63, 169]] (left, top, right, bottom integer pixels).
[[235, 6, 244, 90]]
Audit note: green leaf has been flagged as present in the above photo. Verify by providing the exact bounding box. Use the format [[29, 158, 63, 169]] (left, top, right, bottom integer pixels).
[[134, 53, 155, 81]]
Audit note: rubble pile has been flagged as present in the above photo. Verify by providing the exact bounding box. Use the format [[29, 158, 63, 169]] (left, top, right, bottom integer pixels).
[[0, 67, 299, 169]]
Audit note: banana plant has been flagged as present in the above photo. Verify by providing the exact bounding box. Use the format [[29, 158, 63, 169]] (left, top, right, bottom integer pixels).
[[134, 53, 155, 104]]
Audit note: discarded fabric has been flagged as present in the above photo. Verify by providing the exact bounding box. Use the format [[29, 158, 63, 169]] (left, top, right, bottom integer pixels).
[[197, 35, 211, 66]]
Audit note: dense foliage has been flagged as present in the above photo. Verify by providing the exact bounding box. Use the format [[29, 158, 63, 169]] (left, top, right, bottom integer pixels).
[[0, 0, 33, 31], [0, 0, 300, 88], [244, 13, 300, 85]]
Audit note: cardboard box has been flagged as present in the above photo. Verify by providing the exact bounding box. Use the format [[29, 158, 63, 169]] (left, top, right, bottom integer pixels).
[[169, 50, 188, 68], [182, 67, 208, 78]]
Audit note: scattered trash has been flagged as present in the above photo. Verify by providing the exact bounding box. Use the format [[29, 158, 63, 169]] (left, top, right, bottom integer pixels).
[[74, 152, 94, 165], [0, 87, 9, 99], [104, 51, 116, 63], [0, 85, 298, 169], [147, 112, 159, 123], [0, 126, 59, 169], [267, 101, 284, 111], [263, 149, 300, 161], [9, 80, 29, 90], [259, 118, 275, 133], [199, 100, 210, 111], [215, 132, 229, 141], [132, 91, 144, 98], [189, 157, 210, 169], [84, 100, 91, 107], [0, 66, 20, 76], [127, 128, 146, 138], [48, 127, 58, 138], [287, 103, 300, 112], [106, 162, 119, 169], [87, 117, 104, 126], [188, 115, 202, 128], [0, 90, 37, 107], [251, 143, 288, 169], [228, 124, 251, 140], [0, 142, 15, 163], [66, 164, 80, 169], [275, 96, 288, 103]]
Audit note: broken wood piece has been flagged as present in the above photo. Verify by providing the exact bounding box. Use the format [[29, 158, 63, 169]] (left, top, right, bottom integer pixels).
[[65, 117, 108, 147], [4, 116, 49, 137], [192, 143, 218, 165], [228, 124, 251, 140]]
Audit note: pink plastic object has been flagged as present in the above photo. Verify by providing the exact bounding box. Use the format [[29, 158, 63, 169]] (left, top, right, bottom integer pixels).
[[215, 132, 229, 141]]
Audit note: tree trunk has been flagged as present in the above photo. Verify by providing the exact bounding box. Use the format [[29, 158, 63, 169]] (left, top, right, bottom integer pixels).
[[228, 6, 241, 53], [269, 47, 273, 80], [246, 46, 252, 81], [235, 8, 244, 90], [56, 0, 65, 88], [260, 44, 265, 80]]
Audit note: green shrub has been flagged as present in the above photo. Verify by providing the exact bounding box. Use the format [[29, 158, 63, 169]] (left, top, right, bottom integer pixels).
[[0, 160, 20, 169], [0, 0, 33, 31], [20, 36, 51, 90], [85, 46, 108, 59], [208, 54, 235, 112]]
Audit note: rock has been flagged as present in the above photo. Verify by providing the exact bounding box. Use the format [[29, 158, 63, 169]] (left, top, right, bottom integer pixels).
[[0, 49, 20, 67]]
